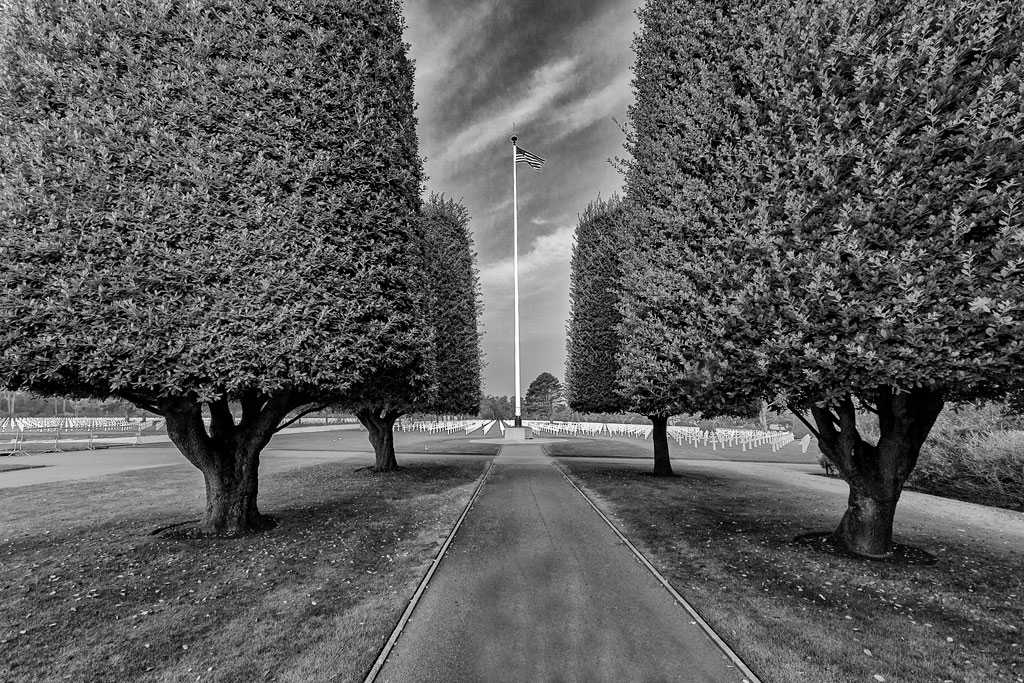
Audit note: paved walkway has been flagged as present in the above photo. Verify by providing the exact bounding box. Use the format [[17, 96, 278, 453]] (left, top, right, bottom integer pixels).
[[378, 444, 746, 682]]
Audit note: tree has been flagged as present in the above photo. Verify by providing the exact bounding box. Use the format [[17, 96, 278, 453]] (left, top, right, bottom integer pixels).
[[524, 373, 564, 420], [624, 0, 1024, 556], [420, 195, 482, 417], [619, 0, 765, 476], [566, 196, 674, 475], [480, 395, 513, 420], [351, 194, 482, 471], [0, 0, 427, 534], [566, 196, 628, 416]]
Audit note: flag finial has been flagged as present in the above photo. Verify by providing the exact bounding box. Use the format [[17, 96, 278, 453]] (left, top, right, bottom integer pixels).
[[510, 135, 518, 145]]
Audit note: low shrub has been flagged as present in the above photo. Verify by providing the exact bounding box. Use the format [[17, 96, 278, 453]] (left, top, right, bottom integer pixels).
[[818, 403, 1024, 510], [907, 430, 1024, 511]]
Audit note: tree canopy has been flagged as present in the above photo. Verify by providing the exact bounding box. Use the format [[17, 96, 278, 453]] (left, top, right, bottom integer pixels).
[[353, 193, 482, 471], [0, 0, 427, 533], [420, 194, 482, 416], [566, 195, 629, 415], [624, 0, 1024, 554], [479, 395, 513, 420], [619, 0, 768, 422], [524, 372, 564, 420], [1, 0, 427, 406]]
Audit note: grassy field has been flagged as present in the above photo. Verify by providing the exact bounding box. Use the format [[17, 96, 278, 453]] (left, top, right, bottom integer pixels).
[[545, 436, 817, 464], [561, 458, 1024, 683], [0, 457, 486, 682], [254, 427, 503, 458]]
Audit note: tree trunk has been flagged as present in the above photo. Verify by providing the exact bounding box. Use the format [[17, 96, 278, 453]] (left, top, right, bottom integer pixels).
[[649, 414, 673, 476], [197, 440, 267, 535], [810, 388, 943, 557], [835, 487, 898, 556], [357, 408, 401, 472], [164, 397, 289, 536]]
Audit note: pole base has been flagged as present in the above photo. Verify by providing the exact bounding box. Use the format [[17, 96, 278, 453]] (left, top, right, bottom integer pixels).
[[514, 415, 522, 427], [505, 427, 532, 441]]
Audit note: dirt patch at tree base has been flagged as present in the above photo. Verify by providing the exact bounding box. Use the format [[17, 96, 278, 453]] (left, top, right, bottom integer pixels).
[[792, 531, 937, 566], [149, 517, 280, 539]]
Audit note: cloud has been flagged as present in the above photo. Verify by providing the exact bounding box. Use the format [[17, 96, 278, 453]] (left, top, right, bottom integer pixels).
[[429, 57, 580, 170], [404, 0, 501, 101], [403, 0, 638, 394], [545, 68, 632, 142], [479, 224, 574, 292]]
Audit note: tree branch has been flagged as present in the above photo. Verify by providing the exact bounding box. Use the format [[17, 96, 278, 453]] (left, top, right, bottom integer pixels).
[[788, 405, 821, 440], [810, 403, 845, 468], [273, 402, 333, 434], [116, 391, 166, 417]]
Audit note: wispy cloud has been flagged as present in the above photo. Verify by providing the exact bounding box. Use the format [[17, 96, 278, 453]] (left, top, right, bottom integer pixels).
[[429, 58, 580, 170], [480, 225, 574, 291], [405, 0, 501, 105], [404, 0, 637, 393], [545, 68, 632, 142]]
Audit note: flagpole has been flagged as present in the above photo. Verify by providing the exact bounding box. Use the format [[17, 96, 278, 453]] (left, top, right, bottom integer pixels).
[[511, 135, 522, 428]]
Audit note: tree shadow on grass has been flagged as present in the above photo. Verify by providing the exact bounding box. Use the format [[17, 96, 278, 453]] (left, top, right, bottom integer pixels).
[[146, 462, 484, 539]]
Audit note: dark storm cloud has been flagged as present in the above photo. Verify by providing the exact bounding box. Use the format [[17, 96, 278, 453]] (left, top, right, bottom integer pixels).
[[405, 0, 639, 394]]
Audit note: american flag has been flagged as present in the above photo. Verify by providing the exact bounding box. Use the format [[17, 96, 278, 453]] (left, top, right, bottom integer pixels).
[[515, 146, 546, 170]]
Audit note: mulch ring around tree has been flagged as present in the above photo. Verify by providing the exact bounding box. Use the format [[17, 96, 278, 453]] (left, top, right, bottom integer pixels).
[[149, 517, 280, 540], [792, 531, 938, 566]]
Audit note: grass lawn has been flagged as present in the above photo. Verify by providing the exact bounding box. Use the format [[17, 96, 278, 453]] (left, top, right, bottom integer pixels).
[[264, 428, 502, 457], [545, 436, 817, 464], [561, 458, 1023, 683], [0, 457, 486, 682]]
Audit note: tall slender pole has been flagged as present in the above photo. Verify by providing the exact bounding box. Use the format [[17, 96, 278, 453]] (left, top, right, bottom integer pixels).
[[511, 136, 522, 427]]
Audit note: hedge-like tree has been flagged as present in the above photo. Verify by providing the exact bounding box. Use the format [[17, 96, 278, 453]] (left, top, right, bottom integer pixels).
[[757, 0, 1023, 556], [0, 0, 427, 534], [625, 0, 1024, 556], [352, 194, 482, 471], [566, 197, 627, 416], [566, 196, 674, 475], [619, 0, 764, 476]]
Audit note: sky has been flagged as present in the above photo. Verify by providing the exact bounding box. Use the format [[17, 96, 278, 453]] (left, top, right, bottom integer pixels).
[[403, 0, 640, 398]]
